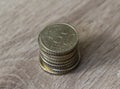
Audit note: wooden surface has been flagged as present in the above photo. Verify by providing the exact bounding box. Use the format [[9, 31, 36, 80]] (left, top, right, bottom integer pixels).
[[0, 0, 120, 89]]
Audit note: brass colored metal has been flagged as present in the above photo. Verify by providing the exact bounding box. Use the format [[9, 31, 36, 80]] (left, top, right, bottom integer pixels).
[[38, 23, 80, 75]]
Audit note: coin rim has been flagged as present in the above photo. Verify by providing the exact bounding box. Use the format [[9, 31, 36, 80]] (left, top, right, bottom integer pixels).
[[39, 47, 78, 61], [39, 53, 81, 75], [40, 52, 78, 68]]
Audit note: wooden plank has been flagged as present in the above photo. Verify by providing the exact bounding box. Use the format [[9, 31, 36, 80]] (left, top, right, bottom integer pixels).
[[0, 0, 120, 89]]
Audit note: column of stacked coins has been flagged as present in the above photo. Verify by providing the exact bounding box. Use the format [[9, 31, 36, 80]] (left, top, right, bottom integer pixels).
[[38, 23, 80, 75]]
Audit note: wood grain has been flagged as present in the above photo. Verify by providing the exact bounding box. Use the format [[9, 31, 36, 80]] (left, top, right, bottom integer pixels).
[[0, 0, 120, 89]]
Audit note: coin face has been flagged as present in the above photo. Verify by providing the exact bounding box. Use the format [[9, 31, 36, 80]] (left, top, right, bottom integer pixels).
[[38, 23, 78, 54]]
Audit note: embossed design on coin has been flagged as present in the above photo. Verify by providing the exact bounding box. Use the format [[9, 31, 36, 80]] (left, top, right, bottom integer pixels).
[[38, 23, 78, 54]]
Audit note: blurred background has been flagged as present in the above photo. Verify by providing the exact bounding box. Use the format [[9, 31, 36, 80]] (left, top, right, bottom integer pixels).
[[0, 0, 120, 89]]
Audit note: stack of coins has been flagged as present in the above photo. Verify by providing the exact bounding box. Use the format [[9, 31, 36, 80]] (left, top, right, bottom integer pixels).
[[38, 23, 80, 75]]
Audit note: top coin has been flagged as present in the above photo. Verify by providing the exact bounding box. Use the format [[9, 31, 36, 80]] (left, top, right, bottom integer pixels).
[[38, 23, 78, 54]]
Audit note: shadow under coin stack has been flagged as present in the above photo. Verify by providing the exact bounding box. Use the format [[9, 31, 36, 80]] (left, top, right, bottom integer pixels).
[[38, 23, 80, 75]]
